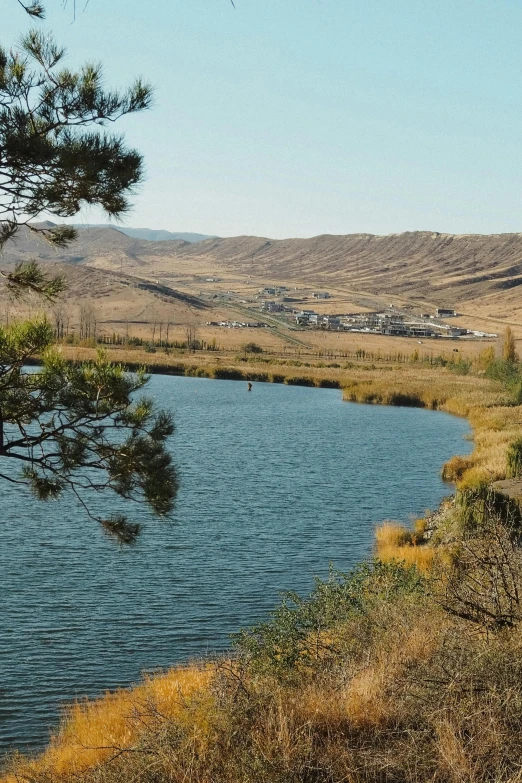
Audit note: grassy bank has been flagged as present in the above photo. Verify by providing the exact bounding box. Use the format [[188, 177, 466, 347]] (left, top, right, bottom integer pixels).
[[4, 355, 522, 783], [6, 551, 522, 783]]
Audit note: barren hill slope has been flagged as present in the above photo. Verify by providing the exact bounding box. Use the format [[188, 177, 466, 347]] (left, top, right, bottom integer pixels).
[[3, 227, 522, 329], [158, 231, 522, 302], [7, 227, 522, 302]]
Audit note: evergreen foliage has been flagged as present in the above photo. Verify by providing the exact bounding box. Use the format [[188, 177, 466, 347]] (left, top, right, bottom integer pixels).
[[0, 320, 178, 542], [0, 9, 176, 542], [0, 28, 151, 258]]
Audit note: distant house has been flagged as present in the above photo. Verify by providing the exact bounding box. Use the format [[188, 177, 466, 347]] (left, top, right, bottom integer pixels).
[[436, 308, 456, 318], [261, 301, 283, 313], [408, 326, 434, 338], [295, 310, 317, 325], [322, 315, 341, 329], [313, 291, 331, 299]]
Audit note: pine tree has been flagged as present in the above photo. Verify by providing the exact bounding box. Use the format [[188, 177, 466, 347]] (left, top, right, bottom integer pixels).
[[0, 29, 151, 253], [0, 16, 178, 543]]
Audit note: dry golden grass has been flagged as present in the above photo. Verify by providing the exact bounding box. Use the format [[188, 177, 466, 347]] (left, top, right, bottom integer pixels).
[[374, 522, 436, 572], [4, 664, 214, 781]]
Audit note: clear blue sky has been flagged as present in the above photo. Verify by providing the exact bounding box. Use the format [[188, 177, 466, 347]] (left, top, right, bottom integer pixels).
[[5, 0, 522, 238]]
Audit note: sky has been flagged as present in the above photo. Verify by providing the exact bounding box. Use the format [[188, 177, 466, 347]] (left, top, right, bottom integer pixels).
[[4, 0, 522, 238]]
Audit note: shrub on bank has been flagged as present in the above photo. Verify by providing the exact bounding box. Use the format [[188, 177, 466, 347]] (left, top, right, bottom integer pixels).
[[284, 376, 317, 387], [213, 367, 246, 381], [507, 437, 522, 478], [12, 527, 522, 783], [318, 378, 341, 388], [442, 454, 476, 482]]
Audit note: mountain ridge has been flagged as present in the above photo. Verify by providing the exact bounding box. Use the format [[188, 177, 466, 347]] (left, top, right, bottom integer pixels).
[[3, 225, 522, 326], [72, 225, 217, 243]]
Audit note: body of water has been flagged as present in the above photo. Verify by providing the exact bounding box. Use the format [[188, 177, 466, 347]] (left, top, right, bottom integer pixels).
[[0, 376, 470, 754]]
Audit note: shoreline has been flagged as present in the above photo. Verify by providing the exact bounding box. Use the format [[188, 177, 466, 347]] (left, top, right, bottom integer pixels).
[[2, 351, 519, 781]]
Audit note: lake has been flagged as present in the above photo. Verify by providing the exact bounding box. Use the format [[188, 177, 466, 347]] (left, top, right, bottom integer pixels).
[[0, 376, 470, 755]]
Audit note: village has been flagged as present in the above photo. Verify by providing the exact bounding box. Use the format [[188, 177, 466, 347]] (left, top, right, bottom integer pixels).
[[204, 284, 498, 341]]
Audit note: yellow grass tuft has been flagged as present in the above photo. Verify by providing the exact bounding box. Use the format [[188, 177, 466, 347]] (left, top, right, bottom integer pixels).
[[375, 522, 435, 572], [5, 664, 214, 781]]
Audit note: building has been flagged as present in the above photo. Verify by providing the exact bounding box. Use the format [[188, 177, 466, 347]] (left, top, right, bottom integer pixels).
[[313, 291, 331, 299], [408, 326, 434, 338], [261, 301, 283, 313], [436, 308, 456, 317], [295, 310, 317, 325]]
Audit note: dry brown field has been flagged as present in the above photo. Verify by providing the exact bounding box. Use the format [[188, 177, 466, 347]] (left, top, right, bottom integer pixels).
[[3, 226, 522, 356]]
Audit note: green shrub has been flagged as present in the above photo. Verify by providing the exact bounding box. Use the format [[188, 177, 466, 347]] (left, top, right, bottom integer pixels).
[[234, 561, 425, 679]]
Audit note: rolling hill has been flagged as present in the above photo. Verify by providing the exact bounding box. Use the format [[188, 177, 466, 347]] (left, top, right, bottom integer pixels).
[[2, 225, 522, 337]]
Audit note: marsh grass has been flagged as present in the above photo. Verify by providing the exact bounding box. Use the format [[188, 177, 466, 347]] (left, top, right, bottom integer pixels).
[[374, 521, 436, 572]]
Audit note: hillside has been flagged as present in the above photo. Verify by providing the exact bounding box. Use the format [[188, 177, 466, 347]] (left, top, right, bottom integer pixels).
[[3, 225, 522, 342], [4, 227, 522, 301]]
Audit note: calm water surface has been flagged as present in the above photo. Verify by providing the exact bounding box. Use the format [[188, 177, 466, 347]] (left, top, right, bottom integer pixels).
[[0, 376, 470, 754]]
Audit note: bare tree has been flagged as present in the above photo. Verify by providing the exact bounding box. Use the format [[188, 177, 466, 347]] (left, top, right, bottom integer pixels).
[[440, 495, 522, 631], [79, 303, 97, 341], [53, 305, 67, 340], [185, 323, 199, 353]]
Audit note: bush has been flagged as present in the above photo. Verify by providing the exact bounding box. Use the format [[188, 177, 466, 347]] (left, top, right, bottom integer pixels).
[[442, 454, 476, 482], [386, 391, 425, 407], [242, 342, 263, 354], [485, 358, 521, 385], [441, 510, 522, 630], [245, 372, 269, 383], [318, 378, 341, 388], [213, 367, 246, 381], [285, 376, 316, 387], [233, 560, 425, 679]]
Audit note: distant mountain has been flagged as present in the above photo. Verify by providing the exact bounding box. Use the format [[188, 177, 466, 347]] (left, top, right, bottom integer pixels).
[[75, 225, 217, 243]]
